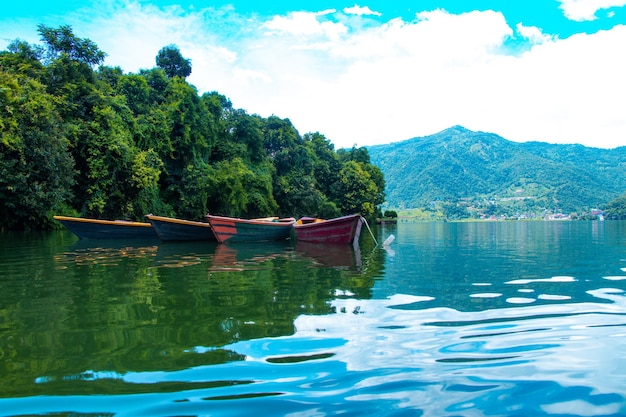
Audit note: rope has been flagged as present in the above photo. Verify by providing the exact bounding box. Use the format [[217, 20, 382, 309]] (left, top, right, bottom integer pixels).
[[361, 216, 378, 246]]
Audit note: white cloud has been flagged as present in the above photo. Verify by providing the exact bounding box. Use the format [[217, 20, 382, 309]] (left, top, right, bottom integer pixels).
[[263, 11, 347, 40], [2, 2, 626, 149], [558, 0, 626, 21], [343, 5, 382, 17], [516, 23, 554, 43], [232, 68, 272, 85]]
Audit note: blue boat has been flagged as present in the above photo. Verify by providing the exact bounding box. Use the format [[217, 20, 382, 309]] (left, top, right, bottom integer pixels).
[[53, 215, 158, 239], [146, 214, 216, 241]]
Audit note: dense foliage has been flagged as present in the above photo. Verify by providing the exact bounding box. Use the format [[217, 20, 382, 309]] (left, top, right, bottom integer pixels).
[[604, 195, 626, 220], [0, 26, 384, 230], [368, 126, 626, 218]]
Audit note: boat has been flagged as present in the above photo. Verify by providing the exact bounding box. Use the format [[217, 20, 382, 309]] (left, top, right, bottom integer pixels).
[[145, 214, 216, 241], [53, 215, 158, 239], [293, 214, 363, 244], [206, 215, 296, 243]]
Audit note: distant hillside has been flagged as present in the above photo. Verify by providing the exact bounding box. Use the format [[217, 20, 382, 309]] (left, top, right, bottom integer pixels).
[[367, 126, 626, 216]]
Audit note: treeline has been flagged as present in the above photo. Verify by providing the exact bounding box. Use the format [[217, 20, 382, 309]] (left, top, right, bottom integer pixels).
[[0, 25, 385, 230]]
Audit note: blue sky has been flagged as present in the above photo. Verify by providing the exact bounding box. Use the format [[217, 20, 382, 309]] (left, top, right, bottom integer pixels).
[[2, 0, 626, 148]]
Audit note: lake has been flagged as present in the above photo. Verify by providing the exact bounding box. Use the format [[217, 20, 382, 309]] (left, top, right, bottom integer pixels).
[[1, 220, 626, 416]]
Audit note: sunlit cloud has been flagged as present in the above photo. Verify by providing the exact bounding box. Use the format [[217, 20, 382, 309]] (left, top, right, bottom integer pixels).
[[343, 5, 382, 17], [263, 11, 348, 40], [558, 0, 626, 21], [516, 23, 555, 44]]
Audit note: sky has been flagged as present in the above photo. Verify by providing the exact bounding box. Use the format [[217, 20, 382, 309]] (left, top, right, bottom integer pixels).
[[2, 0, 626, 149]]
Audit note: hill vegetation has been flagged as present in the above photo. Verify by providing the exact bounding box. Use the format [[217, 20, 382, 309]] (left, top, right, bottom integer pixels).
[[0, 25, 384, 230], [367, 126, 626, 220]]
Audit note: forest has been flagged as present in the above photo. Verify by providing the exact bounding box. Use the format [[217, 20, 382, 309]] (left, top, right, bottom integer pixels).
[[368, 126, 626, 220], [0, 25, 385, 231]]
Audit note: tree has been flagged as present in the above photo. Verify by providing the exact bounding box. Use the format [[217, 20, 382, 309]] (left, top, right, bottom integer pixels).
[[37, 24, 106, 66], [158, 79, 214, 216], [117, 74, 151, 114], [0, 26, 387, 229], [6, 39, 44, 62], [156, 45, 192, 78], [209, 158, 277, 218], [441, 201, 469, 220], [334, 160, 380, 218], [304, 132, 341, 198], [0, 71, 75, 229], [604, 195, 626, 220]]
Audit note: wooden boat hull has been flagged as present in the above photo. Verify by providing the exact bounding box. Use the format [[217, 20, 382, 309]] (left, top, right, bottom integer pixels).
[[206, 215, 295, 243], [146, 214, 216, 241], [53, 215, 157, 239], [294, 214, 363, 244]]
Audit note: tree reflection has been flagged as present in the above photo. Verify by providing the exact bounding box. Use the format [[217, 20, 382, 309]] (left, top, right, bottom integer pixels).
[[0, 231, 385, 397]]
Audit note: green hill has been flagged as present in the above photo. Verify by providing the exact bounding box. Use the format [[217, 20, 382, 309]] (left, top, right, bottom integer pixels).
[[367, 126, 626, 217]]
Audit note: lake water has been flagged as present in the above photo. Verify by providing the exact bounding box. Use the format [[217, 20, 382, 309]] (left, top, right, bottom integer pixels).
[[1, 221, 626, 416]]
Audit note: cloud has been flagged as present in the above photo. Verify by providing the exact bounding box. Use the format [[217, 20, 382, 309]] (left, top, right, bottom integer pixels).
[[263, 11, 347, 40], [343, 5, 382, 17], [516, 23, 555, 44], [1, 1, 626, 149], [558, 0, 626, 21]]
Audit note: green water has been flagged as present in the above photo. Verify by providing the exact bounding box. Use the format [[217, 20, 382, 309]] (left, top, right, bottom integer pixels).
[[2, 222, 626, 416], [0, 230, 382, 400]]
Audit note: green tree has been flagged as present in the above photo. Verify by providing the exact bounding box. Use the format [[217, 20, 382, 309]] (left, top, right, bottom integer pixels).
[[1, 26, 387, 229], [383, 210, 398, 218], [140, 68, 170, 104], [117, 74, 151, 114], [262, 117, 324, 217], [37, 24, 106, 66], [604, 195, 626, 220], [441, 201, 469, 220], [156, 45, 192, 78], [334, 160, 380, 218], [158, 79, 215, 218], [6, 39, 44, 62], [0, 71, 75, 229], [130, 149, 170, 217], [304, 132, 342, 198], [0, 43, 45, 80], [333, 146, 385, 219], [210, 158, 277, 218]]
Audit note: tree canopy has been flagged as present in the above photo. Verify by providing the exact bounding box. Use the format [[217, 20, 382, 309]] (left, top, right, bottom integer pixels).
[[37, 24, 107, 66], [156, 45, 192, 78], [0, 25, 384, 230], [604, 195, 626, 220]]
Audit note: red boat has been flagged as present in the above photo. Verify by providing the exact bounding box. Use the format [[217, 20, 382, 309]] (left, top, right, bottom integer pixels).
[[294, 214, 363, 244], [206, 215, 296, 243]]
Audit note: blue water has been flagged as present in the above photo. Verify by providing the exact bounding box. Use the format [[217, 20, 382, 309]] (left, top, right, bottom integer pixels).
[[1, 221, 626, 416]]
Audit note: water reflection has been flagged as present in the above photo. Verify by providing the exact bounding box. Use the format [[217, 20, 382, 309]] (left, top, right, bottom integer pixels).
[[0, 230, 383, 401], [63, 239, 160, 266], [210, 241, 293, 271], [295, 241, 363, 270]]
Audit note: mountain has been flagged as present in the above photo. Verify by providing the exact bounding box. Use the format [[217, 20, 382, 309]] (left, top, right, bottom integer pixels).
[[367, 126, 626, 215]]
